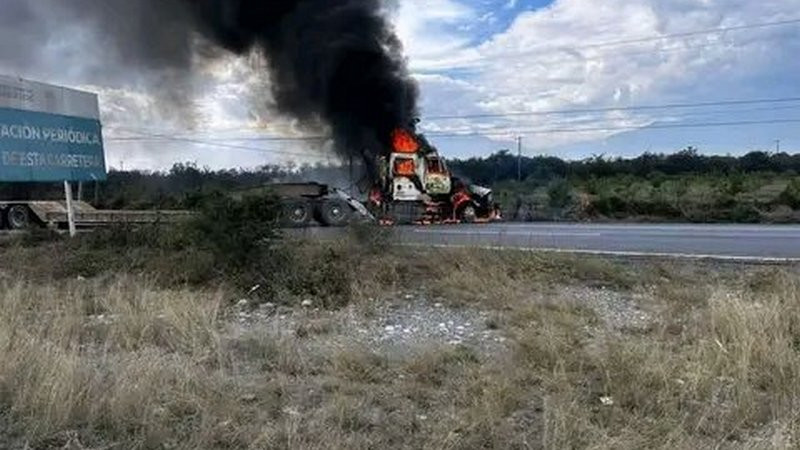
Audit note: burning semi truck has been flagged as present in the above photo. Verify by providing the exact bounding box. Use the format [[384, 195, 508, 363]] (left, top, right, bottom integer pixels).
[[368, 128, 500, 225], [273, 127, 500, 227]]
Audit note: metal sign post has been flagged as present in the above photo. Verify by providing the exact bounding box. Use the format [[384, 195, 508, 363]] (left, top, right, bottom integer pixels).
[[64, 181, 77, 237]]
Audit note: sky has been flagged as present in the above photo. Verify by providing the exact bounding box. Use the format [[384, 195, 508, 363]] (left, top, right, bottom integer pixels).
[[1, 0, 800, 170]]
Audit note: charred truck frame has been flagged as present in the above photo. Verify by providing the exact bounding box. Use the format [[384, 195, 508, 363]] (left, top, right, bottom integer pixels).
[[368, 127, 500, 225], [274, 127, 500, 228]]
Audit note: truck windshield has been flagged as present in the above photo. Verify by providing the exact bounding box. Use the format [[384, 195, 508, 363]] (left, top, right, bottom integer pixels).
[[426, 157, 446, 174]]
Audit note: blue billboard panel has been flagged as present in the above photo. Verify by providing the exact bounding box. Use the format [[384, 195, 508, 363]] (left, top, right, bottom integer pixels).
[[0, 107, 106, 182]]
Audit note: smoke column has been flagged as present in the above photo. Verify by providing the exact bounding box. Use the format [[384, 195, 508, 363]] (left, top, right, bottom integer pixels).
[[2, 0, 419, 176], [187, 0, 419, 176]]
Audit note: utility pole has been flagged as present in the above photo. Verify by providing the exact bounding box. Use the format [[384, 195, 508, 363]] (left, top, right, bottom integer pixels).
[[517, 136, 523, 182], [776, 139, 781, 153]]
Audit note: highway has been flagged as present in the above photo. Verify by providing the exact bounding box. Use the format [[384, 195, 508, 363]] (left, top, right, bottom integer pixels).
[[301, 223, 800, 261]]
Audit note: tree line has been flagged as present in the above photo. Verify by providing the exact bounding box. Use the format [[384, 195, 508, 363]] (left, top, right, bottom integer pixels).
[[1, 147, 799, 217], [448, 147, 800, 186]]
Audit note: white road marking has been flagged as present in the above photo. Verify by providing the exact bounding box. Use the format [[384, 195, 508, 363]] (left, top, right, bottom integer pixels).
[[412, 229, 603, 237], [401, 243, 800, 263]]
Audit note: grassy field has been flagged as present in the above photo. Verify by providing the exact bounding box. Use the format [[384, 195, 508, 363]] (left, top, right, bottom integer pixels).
[[1, 230, 799, 449]]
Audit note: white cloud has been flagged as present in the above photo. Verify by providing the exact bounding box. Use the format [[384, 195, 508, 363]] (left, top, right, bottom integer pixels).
[[408, 0, 800, 154], [20, 0, 799, 168], [394, 0, 475, 66]]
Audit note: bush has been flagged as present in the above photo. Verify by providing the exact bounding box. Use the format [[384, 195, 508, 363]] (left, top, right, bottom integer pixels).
[[186, 192, 281, 269], [49, 192, 282, 286], [779, 178, 800, 208], [256, 241, 356, 309], [547, 179, 572, 209]]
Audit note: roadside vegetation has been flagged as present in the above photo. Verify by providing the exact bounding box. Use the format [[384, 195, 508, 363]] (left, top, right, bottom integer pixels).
[[3, 147, 800, 223], [0, 203, 799, 448], [458, 147, 800, 223]]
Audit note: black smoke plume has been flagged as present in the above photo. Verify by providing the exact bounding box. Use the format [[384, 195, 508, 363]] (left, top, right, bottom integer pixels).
[[186, 0, 419, 177], [1, 0, 418, 177]]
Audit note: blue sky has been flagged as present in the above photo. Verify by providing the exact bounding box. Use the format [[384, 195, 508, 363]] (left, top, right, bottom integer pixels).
[[393, 0, 800, 162], [3, 0, 798, 169]]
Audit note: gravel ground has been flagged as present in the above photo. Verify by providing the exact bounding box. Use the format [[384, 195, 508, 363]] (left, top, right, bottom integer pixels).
[[560, 286, 654, 331], [230, 285, 653, 358], [231, 292, 507, 356]]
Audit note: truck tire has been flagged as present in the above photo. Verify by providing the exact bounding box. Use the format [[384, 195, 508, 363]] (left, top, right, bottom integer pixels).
[[282, 200, 312, 227], [317, 199, 351, 227], [6, 205, 31, 230], [459, 204, 478, 224]]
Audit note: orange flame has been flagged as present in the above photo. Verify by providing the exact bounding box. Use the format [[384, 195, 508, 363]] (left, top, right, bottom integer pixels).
[[393, 158, 416, 176], [392, 129, 419, 153]]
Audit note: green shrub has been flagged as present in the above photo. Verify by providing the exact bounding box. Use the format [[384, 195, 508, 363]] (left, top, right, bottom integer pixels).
[[547, 179, 572, 209], [257, 242, 355, 309], [779, 178, 800, 208], [186, 192, 281, 269]]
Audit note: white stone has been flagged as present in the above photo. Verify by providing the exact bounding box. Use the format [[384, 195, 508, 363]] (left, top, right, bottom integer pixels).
[[600, 396, 615, 406]]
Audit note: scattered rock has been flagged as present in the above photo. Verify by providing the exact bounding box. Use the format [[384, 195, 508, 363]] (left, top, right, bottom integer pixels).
[[236, 295, 507, 356], [248, 284, 262, 294], [563, 286, 653, 331]]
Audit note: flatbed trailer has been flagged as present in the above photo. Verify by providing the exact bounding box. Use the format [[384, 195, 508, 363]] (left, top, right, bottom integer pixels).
[[0, 201, 192, 230]]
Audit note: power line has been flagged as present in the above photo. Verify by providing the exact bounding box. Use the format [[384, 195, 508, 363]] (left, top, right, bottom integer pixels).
[[426, 104, 800, 133], [426, 118, 800, 138], [553, 18, 800, 51], [470, 18, 800, 62], [108, 130, 328, 157], [420, 104, 800, 136], [529, 34, 798, 66], [109, 117, 800, 154], [105, 100, 800, 153], [427, 97, 800, 120], [109, 98, 800, 144]]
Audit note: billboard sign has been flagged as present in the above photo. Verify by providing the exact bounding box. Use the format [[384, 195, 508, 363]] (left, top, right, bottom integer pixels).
[[0, 75, 106, 182]]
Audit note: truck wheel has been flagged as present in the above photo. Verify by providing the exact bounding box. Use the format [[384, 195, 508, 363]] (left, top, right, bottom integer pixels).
[[6, 205, 31, 230], [459, 204, 478, 224], [318, 199, 351, 227], [282, 201, 312, 227]]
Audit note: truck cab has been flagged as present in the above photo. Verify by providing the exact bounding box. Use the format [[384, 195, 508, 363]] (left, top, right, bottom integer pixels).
[[371, 127, 499, 224]]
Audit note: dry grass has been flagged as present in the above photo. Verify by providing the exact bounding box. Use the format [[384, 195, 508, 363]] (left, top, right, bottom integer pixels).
[[0, 236, 799, 448]]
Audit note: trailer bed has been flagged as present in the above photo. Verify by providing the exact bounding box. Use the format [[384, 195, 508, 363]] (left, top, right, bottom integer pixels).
[[0, 201, 192, 229]]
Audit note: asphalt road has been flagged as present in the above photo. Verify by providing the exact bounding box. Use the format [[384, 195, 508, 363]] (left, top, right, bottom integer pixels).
[[300, 223, 800, 261]]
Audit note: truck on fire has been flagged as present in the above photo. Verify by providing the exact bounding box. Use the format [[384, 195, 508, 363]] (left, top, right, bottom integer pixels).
[[276, 126, 500, 227]]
